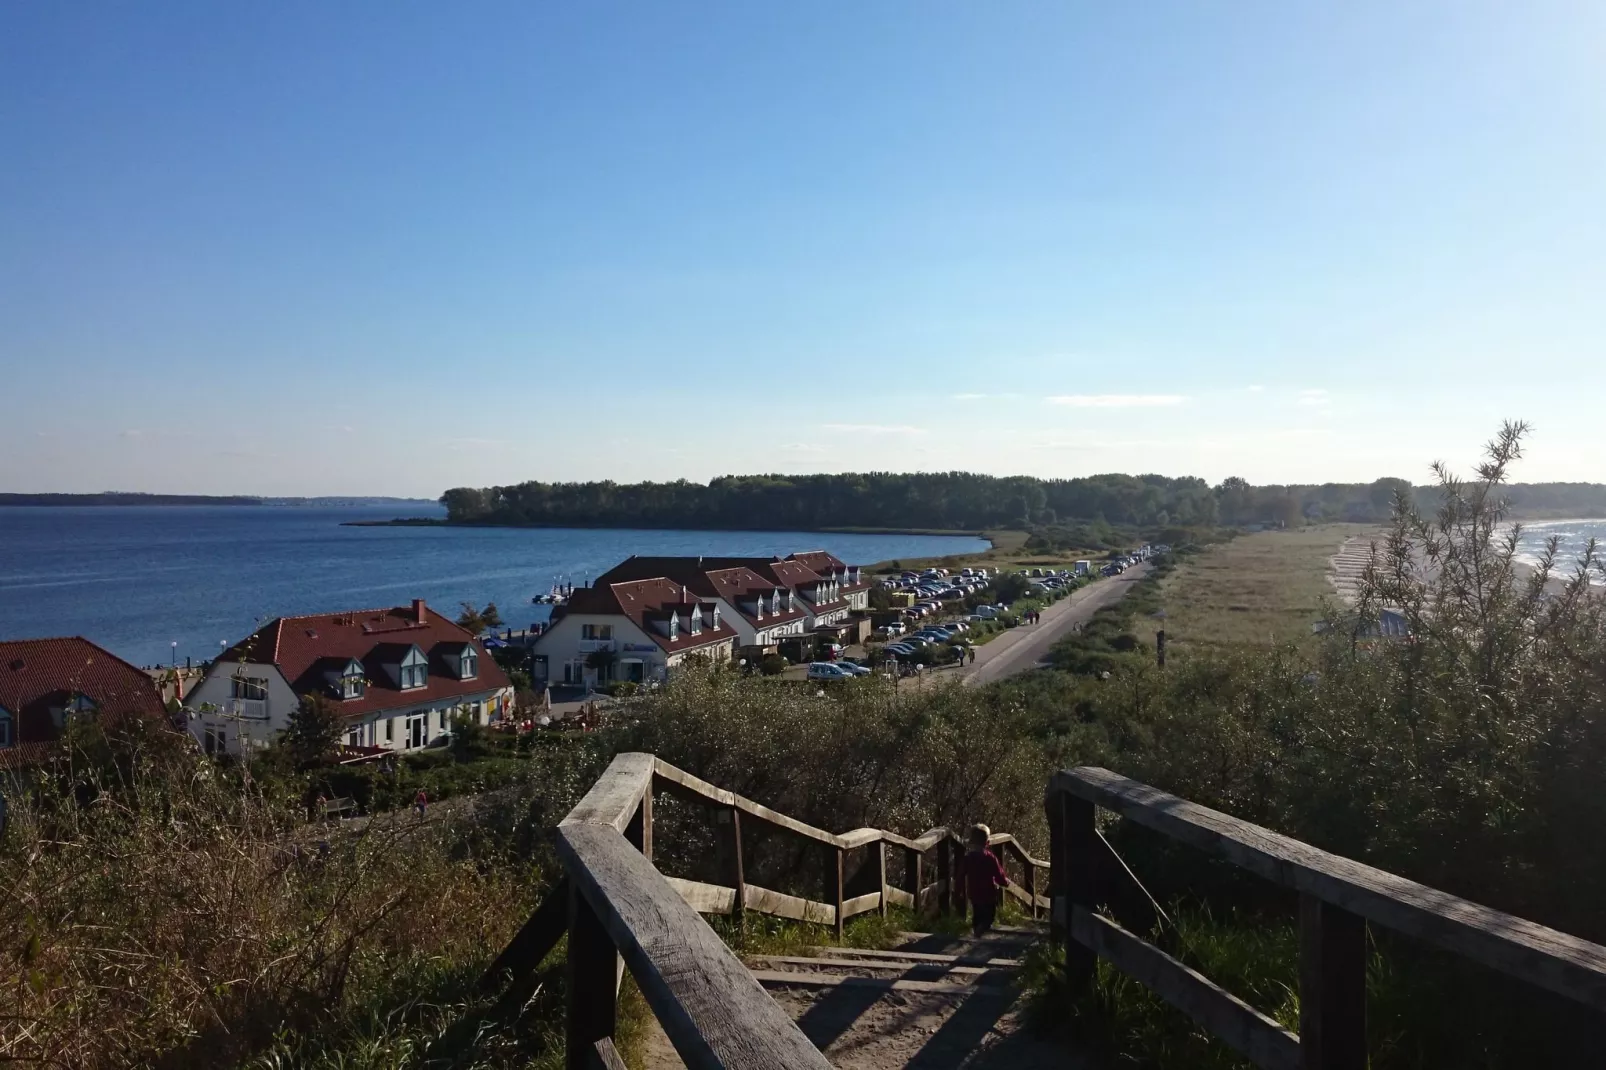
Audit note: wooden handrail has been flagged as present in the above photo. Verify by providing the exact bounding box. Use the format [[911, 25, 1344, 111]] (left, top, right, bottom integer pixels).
[[487, 751, 1054, 1068], [1048, 766, 1606, 1070]]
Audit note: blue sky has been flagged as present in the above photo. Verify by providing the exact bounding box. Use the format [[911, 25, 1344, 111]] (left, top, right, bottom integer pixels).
[[3, 2, 1603, 496]]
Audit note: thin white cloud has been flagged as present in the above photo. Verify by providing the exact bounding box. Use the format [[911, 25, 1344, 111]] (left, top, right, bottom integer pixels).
[[1045, 394, 1187, 408], [952, 393, 988, 401], [780, 442, 827, 453], [820, 423, 926, 435], [1247, 384, 1265, 393], [1297, 389, 1331, 407]]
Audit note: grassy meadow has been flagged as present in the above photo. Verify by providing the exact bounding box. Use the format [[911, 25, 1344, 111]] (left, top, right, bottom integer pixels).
[[1157, 524, 1376, 653]]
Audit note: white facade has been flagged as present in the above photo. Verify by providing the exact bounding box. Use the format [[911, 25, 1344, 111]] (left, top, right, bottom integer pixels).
[[532, 612, 735, 687], [183, 659, 510, 758]]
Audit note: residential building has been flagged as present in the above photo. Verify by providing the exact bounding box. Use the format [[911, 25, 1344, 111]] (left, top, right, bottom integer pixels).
[[531, 577, 740, 687], [785, 550, 874, 611], [183, 599, 511, 758], [0, 637, 169, 770], [587, 556, 810, 654]]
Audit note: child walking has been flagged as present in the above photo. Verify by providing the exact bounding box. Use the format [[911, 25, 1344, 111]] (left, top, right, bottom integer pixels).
[[958, 823, 1008, 936]]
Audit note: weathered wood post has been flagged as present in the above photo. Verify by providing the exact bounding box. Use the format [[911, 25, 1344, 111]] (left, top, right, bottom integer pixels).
[[1026, 857, 1039, 921], [565, 885, 618, 1069], [625, 788, 652, 861], [877, 840, 889, 918], [1064, 794, 1097, 993], [834, 845, 847, 942], [936, 835, 953, 915], [953, 834, 968, 923], [1299, 896, 1367, 1070], [903, 844, 921, 913], [729, 806, 746, 924]]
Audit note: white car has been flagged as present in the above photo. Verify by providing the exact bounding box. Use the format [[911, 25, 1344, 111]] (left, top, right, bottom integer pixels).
[[884, 621, 906, 636]]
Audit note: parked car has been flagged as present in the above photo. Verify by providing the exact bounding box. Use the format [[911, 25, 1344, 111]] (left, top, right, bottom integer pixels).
[[819, 643, 843, 660], [940, 589, 965, 601], [945, 621, 969, 633], [835, 661, 873, 676], [807, 662, 855, 681], [974, 605, 1000, 619], [884, 643, 917, 657], [884, 621, 906, 636]]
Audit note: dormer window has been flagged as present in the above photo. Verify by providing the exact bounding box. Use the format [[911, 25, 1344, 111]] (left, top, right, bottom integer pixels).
[[690, 610, 702, 635], [339, 659, 366, 700], [712, 606, 721, 630], [668, 615, 679, 639], [399, 645, 428, 690], [771, 591, 780, 612], [459, 647, 478, 680]]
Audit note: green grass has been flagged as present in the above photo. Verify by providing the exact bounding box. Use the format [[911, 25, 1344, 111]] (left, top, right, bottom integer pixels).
[[1158, 525, 1373, 654]]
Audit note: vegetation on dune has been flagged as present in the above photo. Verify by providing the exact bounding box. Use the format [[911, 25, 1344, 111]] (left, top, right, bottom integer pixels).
[[440, 469, 1606, 531]]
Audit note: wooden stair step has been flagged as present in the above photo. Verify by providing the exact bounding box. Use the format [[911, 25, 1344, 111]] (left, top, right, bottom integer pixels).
[[747, 969, 986, 996], [747, 954, 1013, 977], [804, 946, 1023, 968]]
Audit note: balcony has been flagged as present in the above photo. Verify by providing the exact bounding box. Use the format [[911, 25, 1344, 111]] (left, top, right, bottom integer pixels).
[[578, 638, 616, 654], [233, 698, 270, 721]]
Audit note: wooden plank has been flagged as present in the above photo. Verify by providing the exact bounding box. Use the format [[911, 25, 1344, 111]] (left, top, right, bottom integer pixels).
[[652, 760, 841, 848], [563, 752, 655, 833], [747, 969, 979, 996], [936, 838, 952, 914], [479, 876, 569, 991], [841, 891, 882, 920], [558, 822, 832, 1070], [588, 1037, 629, 1070], [747, 954, 1007, 977], [987, 833, 1048, 869], [665, 876, 738, 916], [566, 882, 619, 1070], [916, 880, 945, 915], [1052, 766, 1606, 1011], [1300, 895, 1366, 1070], [838, 827, 886, 850], [885, 887, 915, 910], [802, 946, 1024, 967], [1072, 907, 1301, 1070], [743, 883, 836, 925]]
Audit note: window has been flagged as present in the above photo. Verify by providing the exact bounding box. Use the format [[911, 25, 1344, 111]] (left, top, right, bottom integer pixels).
[[460, 649, 477, 679], [690, 610, 702, 635], [385, 717, 395, 742], [0, 708, 10, 748], [581, 624, 614, 641], [712, 606, 721, 629], [398, 646, 428, 690], [668, 615, 679, 639], [231, 675, 268, 701], [340, 662, 366, 700], [347, 728, 360, 747]]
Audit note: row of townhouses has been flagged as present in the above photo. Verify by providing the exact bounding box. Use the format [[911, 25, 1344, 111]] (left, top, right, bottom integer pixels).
[[1, 550, 870, 767], [529, 550, 871, 687]]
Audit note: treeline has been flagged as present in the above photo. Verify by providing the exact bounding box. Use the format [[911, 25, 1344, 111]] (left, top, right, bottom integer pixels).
[[440, 472, 1606, 531]]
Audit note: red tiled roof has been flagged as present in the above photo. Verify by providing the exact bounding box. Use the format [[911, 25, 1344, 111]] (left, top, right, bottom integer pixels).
[[0, 637, 169, 765], [219, 601, 510, 719], [787, 550, 871, 591], [558, 579, 740, 655], [594, 557, 809, 628]]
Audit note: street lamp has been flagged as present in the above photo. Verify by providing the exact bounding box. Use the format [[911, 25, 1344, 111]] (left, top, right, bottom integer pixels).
[[171, 641, 178, 669]]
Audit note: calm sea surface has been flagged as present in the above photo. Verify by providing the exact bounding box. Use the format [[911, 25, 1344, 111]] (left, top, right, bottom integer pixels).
[[0, 505, 987, 666]]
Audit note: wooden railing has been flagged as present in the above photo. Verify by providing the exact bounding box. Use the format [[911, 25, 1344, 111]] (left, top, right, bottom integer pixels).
[[1047, 766, 1606, 1070], [481, 752, 1048, 1069]]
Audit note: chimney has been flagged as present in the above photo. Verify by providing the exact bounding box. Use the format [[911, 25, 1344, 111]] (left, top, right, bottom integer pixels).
[[412, 598, 427, 623]]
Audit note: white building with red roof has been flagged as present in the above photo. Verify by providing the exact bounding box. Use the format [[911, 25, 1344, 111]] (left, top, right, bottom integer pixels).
[[183, 599, 511, 757], [531, 576, 739, 688], [0, 637, 170, 770]]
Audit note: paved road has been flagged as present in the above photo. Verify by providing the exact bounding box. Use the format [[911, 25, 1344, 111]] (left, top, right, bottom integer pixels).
[[961, 562, 1153, 687]]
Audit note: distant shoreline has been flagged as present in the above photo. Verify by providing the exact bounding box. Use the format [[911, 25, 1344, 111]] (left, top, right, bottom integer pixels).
[[341, 517, 996, 546], [1, 495, 439, 509]]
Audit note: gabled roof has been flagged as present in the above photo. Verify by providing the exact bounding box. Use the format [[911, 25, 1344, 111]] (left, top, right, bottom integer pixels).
[[557, 579, 740, 654], [788, 549, 871, 590], [218, 601, 509, 719], [0, 637, 169, 765], [592, 557, 808, 627]]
